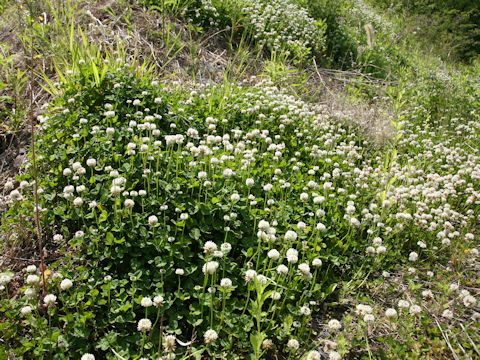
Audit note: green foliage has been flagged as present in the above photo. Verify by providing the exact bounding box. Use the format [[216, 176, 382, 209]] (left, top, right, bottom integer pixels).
[[368, 0, 480, 62], [1, 0, 480, 359], [2, 56, 364, 358], [145, 0, 327, 64]]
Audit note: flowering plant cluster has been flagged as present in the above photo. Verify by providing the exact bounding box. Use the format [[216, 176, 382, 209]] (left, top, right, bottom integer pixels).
[[157, 0, 327, 61], [0, 41, 479, 360]]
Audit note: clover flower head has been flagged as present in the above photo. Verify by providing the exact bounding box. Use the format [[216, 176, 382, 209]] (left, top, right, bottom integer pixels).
[[203, 329, 218, 344], [286, 339, 299, 351], [44, 294, 57, 307], [60, 279, 73, 291], [137, 318, 152, 332]]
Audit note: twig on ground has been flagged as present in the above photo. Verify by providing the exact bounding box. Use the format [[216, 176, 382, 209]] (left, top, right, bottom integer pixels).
[[434, 318, 460, 360], [459, 323, 480, 357]]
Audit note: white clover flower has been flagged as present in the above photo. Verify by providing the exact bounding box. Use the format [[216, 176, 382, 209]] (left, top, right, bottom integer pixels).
[[463, 295, 476, 307], [285, 230, 297, 242], [328, 319, 342, 332], [316, 223, 326, 232], [153, 295, 164, 307], [449, 283, 459, 291], [312, 258, 322, 267], [376, 246, 387, 255], [313, 196, 325, 204], [53, 234, 64, 243], [73, 197, 83, 207], [356, 304, 373, 316], [298, 263, 310, 276], [286, 339, 299, 351], [204, 329, 218, 344], [267, 249, 280, 260], [180, 213, 189, 221], [221, 242, 232, 253], [124, 199, 134, 209], [19, 180, 29, 189], [366, 246, 375, 255], [52, 272, 62, 281], [257, 274, 268, 285], [398, 300, 410, 309], [202, 261, 219, 275], [410, 305, 422, 316], [175, 269, 184, 275], [198, 171, 207, 179], [422, 290, 434, 300], [277, 264, 288, 276], [26, 274, 40, 286], [110, 185, 122, 196], [81, 354, 95, 360], [258, 220, 270, 231], [26, 265, 37, 273], [363, 314, 375, 323], [350, 217, 360, 227], [20, 306, 32, 316], [385, 308, 397, 320], [262, 339, 274, 350], [72, 162, 82, 171], [204, 241, 217, 254], [307, 350, 321, 360], [442, 309, 454, 319], [263, 183, 273, 192], [44, 294, 57, 307], [4, 180, 14, 191], [25, 287, 36, 299], [86, 158, 96, 167], [300, 305, 311, 316], [10, 190, 22, 201], [272, 292, 281, 300], [220, 278, 232, 289], [148, 215, 158, 226], [137, 318, 152, 332], [329, 351, 341, 360], [417, 241, 426, 249], [164, 334, 176, 351], [409, 252, 418, 262], [60, 279, 73, 291], [246, 178, 255, 187], [222, 168, 234, 178], [106, 127, 115, 135], [141, 297, 153, 307], [230, 193, 240, 202], [300, 193, 309, 202], [297, 221, 306, 230], [105, 111, 115, 118], [244, 269, 257, 282]]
